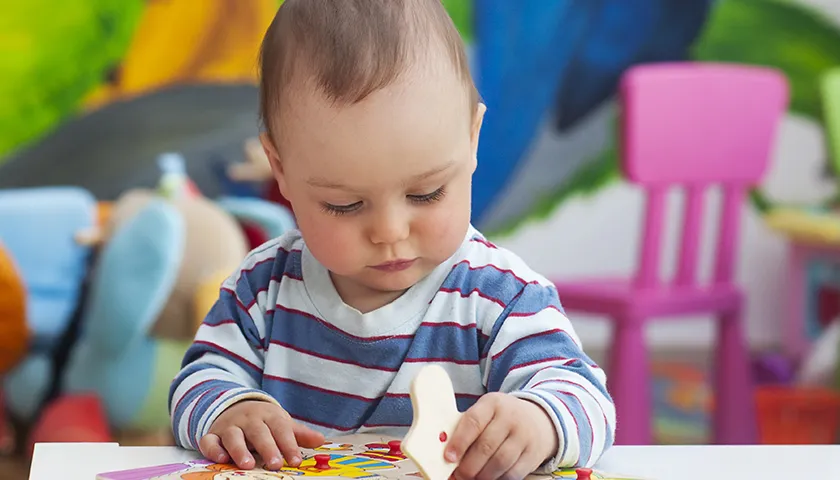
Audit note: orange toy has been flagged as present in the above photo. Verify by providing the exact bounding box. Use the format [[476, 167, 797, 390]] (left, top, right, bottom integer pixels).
[[756, 385, 840, 444], [0, 241, 28, 374]]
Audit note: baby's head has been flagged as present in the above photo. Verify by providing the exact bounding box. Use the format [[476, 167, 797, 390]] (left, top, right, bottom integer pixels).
[[258, 0, 484, 308]]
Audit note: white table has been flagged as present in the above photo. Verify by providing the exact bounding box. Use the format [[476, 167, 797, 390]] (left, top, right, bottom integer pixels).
[[28, 442, 840, 480]]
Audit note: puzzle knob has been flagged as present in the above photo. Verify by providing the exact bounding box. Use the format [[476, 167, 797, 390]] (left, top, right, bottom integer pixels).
[[387, 440, 402, 455], [576, 467, 592, 480], [314, 454, 331, 470]]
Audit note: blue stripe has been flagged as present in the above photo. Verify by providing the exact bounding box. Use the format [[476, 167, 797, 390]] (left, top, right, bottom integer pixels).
[[363, 395, 480, 428], [603, 411, 614, 453], [487, 329, 592, 392], [169, 362, 216, 412], [196, 387, 272, 443], [174, 378, 240, 441], [270, 308, 413, 371], [439, 262, 526, 306], [265, 377, 381, 431], [205, 289, 263, 348], [234, 248, 302, 309], [181, 341, 263, 384], [527, 390, 570, 464], [407, 324, 481, 363], [554, 391, 593, 466], [508, 282, 565, 316]]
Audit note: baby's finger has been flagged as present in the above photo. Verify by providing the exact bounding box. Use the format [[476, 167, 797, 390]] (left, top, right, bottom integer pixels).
[[246, 422, 284, 470], [475, 436, 523, 480], [220, 426, 255, 469], [445, 397, 495, 464], [293, 422, 326, 448], [199, 433, 230, 464], [501, 449, 538, 480], [266, 413, 302, 467], [455, 417, 508, 480]]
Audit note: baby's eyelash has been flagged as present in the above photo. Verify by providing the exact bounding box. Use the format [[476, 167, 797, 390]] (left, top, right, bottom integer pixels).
[[408, 187, 446, 204], [321, 201, 362, 216]]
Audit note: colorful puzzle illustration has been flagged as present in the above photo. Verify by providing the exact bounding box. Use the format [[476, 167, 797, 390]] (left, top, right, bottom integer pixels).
[[97, 366, 643, 480], [95, 434, 641, 480]]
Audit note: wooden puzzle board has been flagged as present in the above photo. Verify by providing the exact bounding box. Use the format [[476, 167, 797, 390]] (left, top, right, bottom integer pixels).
[[95, 433, 643, 480]]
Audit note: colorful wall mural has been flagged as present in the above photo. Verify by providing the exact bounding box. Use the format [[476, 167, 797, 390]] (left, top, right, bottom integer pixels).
[[2, 0, 840, 237]]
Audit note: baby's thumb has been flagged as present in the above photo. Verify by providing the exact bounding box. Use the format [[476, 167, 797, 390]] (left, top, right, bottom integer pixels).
[[293, 423, 325, 448]]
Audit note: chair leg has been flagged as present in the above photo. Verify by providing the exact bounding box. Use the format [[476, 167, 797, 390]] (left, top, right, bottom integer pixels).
[[713, 307, 757, 444], [609, 316, 652, 445]]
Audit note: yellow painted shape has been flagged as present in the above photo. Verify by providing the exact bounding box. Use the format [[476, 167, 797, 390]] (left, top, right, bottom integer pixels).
[[277, 454, 393, 478], [764, 208, 840, 247], [84, 0, 278, 109]]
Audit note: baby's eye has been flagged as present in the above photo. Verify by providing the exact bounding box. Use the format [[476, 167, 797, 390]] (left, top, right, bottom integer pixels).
[[321, 201, 362, 216], [408, 186, 446, 204]]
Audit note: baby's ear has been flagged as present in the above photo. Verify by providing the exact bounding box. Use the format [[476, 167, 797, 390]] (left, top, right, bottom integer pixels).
[[470, 103, 486, 156], [259, 133, 281, 170]]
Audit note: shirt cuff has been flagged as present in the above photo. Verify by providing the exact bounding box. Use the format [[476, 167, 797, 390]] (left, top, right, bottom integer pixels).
[[192, 388, 281, 448], [510, 390, 567, 474]]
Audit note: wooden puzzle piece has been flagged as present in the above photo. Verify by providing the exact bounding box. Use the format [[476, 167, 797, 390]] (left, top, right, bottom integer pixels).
[[401, 365, 462, 480], [357, 440, 408, 462], [275, 453, 394, 478], [315, 442, 355, 452]]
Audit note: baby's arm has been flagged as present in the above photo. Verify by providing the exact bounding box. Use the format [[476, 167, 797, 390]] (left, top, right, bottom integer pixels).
[[168, 270, 279, 451], [482, 282, 616, 471]]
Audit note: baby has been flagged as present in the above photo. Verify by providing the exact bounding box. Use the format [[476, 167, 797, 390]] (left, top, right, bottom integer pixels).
[[168, 1, 616, 479]]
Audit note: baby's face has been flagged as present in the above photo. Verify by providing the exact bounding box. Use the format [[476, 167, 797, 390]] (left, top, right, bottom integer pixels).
[[263, 63, 483, 310]]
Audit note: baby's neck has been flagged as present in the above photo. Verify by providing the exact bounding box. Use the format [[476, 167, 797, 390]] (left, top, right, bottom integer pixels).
[[329, 272, 408, 314]]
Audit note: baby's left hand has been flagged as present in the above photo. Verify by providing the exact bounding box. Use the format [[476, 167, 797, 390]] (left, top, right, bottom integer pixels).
[[444, 393, 558, 480]]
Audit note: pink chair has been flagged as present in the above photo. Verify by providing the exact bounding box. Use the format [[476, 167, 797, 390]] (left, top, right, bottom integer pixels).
[[552, 62, 789, 445]]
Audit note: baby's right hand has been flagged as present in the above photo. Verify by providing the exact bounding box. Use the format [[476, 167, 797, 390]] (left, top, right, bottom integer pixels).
[[199, 400, 325, 470]]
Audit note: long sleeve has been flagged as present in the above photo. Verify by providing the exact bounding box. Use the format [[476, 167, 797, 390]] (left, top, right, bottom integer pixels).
[[168, 262, 279, 450], [481, 281, 616, 471]]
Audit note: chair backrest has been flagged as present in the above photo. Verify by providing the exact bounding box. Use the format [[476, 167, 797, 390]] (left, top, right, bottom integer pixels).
[[618, 62, 789, 288], [822, 68, 840, 177]]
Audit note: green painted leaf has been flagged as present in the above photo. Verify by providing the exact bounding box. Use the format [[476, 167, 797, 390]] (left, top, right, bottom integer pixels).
[[442, 0, 473, 42], [691, 0, 840, 121], [0, 0, 144, 161]]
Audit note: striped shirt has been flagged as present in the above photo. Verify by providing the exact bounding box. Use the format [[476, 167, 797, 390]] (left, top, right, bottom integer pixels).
[[168, 226, 615, 470]]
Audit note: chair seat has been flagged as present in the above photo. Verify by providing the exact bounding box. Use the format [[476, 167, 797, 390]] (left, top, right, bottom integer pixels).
[[553, 278, 742, 319]]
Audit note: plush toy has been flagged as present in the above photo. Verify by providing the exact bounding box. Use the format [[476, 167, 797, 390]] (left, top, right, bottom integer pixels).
[[0, 241, 27, 374], [103, 188, 250, 341], [61, 199, 188, 431], [0, 187, 97, 422]]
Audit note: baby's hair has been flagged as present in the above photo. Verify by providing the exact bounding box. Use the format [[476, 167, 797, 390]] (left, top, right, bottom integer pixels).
[[258, 0, 479, 145]]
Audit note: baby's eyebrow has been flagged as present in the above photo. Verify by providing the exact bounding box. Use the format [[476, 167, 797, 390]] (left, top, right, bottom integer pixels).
[[306, 177, 352, 190], [407, 160, 457, 183], [306, 160, 457, 190]]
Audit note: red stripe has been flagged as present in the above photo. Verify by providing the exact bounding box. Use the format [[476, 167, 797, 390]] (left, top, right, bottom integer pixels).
[[438, 287, 506, 307], [275, 305, 414, 342], [491, 329, 567, 361], [507, 304, 564, 317], [263, 375, 380, 402], [470, 237, 497, 249], [419, 321, 478, 330], [451, 260, 537, 287], [508, 357, 577, 373], [194, 340, 261, 372], [403, 357, 480, 365], [173, 378, 213, 420], [269, 340, 399, 372]]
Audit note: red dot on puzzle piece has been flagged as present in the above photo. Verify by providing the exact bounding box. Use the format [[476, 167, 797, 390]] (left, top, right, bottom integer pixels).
[[575, 467, 592, 480], [439, 432, 447, 442], [387, 440, 402, 455], [314, 454, 331, 470]]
